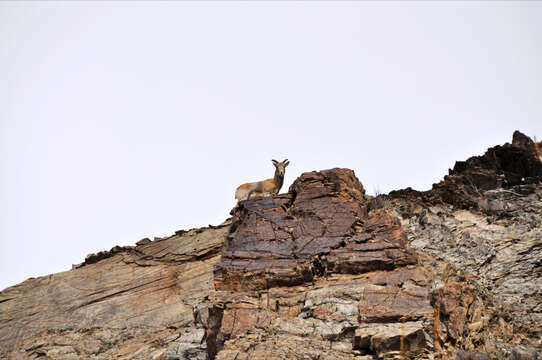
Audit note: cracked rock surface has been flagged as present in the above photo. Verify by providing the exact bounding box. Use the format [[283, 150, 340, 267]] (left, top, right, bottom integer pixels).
[[208, 168, 433, 359], [1, 131, 540, 359], [0, 225, 229, 359]]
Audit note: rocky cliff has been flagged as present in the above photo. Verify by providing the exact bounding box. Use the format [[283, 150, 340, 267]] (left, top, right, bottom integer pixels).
[[1, 131, 541, 360]]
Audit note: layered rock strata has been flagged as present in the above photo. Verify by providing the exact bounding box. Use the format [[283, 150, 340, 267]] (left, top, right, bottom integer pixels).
[[211, 169, 433, 359], [0, 225, 230, 359], [387, 131, 542, 347], [1, 131, 540, 359]]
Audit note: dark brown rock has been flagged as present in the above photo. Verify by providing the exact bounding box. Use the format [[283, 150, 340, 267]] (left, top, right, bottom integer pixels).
[[209, 169, 432, 359], [1, 132, 540, 360], [390, 131, 542, 210], [214, 169, 417, 293]]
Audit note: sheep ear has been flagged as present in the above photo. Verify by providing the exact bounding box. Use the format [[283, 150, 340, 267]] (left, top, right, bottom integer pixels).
[[284, 160, 290, 167], [272, 159, 278, 166]]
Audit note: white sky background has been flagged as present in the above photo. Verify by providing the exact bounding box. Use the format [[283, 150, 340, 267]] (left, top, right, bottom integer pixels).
[[1, 2, 541, 291]]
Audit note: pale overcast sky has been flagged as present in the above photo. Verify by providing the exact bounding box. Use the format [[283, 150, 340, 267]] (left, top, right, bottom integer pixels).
[[1, 1, 541, 291]]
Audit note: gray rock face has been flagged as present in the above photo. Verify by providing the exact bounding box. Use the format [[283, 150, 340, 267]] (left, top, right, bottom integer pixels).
[[166, 328, 207, 360], [393, 184, 542, 337]]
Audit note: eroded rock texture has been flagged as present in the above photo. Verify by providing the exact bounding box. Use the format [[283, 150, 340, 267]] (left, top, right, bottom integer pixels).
[[0, 225, 230, 359], [387, 131, 542, 358], [211, 169, 431, 359], [215, 169, 417, 290], [1, 131, 540, 360]]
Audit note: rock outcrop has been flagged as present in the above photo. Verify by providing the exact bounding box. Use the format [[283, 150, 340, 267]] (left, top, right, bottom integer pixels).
[[0, 225, 230, 359], [210, 169, 431, 359], [0, 131, 540, 359]]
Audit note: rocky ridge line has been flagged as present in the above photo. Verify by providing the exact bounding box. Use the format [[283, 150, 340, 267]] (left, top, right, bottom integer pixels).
[[0, 131, 540, 360]]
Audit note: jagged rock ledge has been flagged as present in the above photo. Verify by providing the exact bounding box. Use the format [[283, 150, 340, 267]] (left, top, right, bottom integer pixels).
[[389, 130, 542, 210], [210, 168, 431, 359], [1, 131, 540, 360], [76, 221, 231, 269], [215, 168, 417, 291], [0, 224, 231, 359]]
